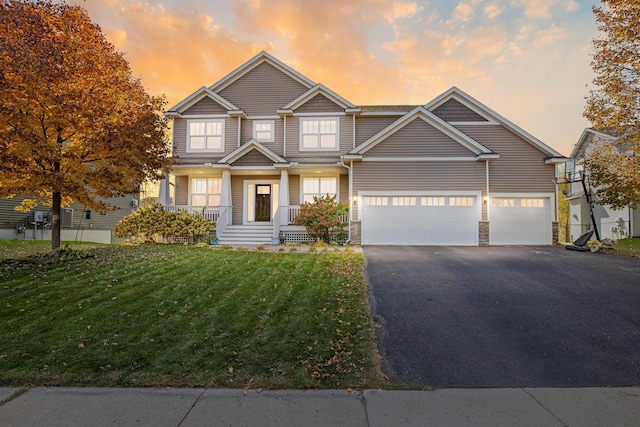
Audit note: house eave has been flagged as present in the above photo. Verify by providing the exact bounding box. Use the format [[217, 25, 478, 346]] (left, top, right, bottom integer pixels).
[[545, 156, 569, 165]]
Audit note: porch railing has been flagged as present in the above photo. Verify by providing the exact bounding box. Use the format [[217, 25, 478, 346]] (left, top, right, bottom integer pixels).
[[216, 206, 230, 238], [286, 205, 348, 225], [165, 205, 221, 222]]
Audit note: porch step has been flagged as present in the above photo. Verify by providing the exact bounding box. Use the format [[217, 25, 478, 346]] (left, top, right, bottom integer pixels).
[[217, 225, 274, 245]]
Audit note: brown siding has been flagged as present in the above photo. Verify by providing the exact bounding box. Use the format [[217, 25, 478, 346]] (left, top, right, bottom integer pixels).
[[219, 62, 309, 116], [455, 125, 555, 193], [232, 149, 274, 166], [175, 176, 189, 205], [365, 119, 475, 157], [183, 97, 227, 115], [353, 161, 486, 192], [295, 94, 344, 113], [432, 99, 488, 122], [355, 116, 398, 146]]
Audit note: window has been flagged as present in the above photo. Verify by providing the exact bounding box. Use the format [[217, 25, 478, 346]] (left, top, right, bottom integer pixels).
[[392, 197, 417, 206], [449, 197, 474, 207], [253, 120, 274, 143], [191, 178, 221, 206], [492, 199, 515, 208], [422, 197, 445, 206], [300, 118, 339, 150], [364, 197, 388, 206], [302, 177, 337, 203], [521, 198, 545, 208], [187, 120, 224, 152]]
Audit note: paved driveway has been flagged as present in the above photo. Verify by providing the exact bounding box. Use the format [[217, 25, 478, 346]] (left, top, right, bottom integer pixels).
[[364, 246, 640, 388]]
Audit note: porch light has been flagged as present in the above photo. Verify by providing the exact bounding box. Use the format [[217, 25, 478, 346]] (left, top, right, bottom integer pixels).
[[483, 195, 489, 203]]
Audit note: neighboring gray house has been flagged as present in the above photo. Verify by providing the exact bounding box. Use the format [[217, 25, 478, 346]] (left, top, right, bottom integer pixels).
[[161, 51, 565, 245], [565, 128, 639, 241], [0, 195, 140, 244]]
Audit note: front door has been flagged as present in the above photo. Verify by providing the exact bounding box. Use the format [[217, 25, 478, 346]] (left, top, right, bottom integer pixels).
[[255, 185, 271, 222]]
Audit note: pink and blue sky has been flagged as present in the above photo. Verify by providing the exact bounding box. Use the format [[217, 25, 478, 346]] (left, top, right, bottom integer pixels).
[[68, 0, 601, 156]]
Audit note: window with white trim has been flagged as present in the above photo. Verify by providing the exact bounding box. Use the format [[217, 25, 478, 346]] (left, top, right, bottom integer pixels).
[[191, 178, 221, 206], [253, 120, 274, 143], [300, 118, 339, 150], [521, 198, 545, 208], [302, 177, 337, 203], [449, 197, 474, 207], [187, 120, 224, 152]]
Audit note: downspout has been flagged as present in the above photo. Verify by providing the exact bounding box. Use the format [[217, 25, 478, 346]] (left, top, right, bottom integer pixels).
[[485, 160, 490, 221], [352, 114, 356, 149], [340, 157, 352, 244]]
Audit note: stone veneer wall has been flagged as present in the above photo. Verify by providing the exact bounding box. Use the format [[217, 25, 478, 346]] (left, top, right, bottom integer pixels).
[[350, 221, 361, 245], [552, 221, 559, 245], [479, 221, 490, 246]]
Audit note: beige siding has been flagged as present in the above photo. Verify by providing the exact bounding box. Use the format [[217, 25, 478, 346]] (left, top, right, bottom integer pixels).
[[295, 94, 344, 113], [240, 119, 285, 156], [432, 99, 488, 122], [455, 125, 555, 193], [353, 161, 486, 192], [219, 62, 309, 116], [175, 176, 189, 205], [183, 97, 227, 115], [339, 175, 349, 204], [355, 116, 398, 146], [365, 119, 475, 157], [230, 175, 281, 225], [289, 175, 300, 205], [232, 150, 274, 166]]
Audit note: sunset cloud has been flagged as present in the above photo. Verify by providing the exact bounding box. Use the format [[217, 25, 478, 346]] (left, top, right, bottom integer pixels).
[[63, 0, 598, 155]]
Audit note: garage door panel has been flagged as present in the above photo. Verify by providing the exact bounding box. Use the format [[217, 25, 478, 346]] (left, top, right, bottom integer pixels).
[[490, 197, 550, 245], [362, 195, 478, 245]]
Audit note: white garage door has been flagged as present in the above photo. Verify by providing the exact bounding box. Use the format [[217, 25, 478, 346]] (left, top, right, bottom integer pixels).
[[490, 197, 551, 245], [362, 195, 479, 245]]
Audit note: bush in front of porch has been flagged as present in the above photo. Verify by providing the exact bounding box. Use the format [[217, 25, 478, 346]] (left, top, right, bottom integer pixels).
[[295, 195, 349, 244]]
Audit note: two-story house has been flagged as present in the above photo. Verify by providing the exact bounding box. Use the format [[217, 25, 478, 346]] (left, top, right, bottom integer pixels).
[[161, 51, 565, 245]]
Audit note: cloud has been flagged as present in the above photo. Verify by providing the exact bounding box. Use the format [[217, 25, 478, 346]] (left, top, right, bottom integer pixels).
[[450, 2, 474, 24], [484, 2, 503, 19], [519, 0, 554, 19], [383, 1, 418, 23]]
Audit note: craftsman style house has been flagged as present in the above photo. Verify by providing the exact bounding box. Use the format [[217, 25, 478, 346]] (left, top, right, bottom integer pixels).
[[565, 128, 639, 241], [161, 51, 565, 245]]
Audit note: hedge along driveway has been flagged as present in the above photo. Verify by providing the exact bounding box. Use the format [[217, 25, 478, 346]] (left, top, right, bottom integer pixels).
[[0, 244, 384, 389]]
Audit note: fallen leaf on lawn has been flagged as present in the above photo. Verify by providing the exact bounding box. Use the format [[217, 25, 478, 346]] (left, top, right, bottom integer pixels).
[[78, 343, 85, 349], [228, 366, 234, 373]]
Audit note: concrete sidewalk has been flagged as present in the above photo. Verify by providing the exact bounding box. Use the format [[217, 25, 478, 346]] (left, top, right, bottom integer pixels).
[[1, 387, 639, 426]]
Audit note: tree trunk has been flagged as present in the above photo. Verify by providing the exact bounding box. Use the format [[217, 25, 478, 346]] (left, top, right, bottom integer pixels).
[[51, 191, 61, 251]]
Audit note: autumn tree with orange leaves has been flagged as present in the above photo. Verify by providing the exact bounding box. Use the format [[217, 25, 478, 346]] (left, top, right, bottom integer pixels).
[[583, 0, 640, 210], [0, 0, 173, 250]]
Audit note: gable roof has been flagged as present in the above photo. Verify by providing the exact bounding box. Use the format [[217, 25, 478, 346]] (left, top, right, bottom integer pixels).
[[210, 51, 315, 93], [218, 139, 287, 165], [166, 86, 240, 117], [569, 128, 618, 159], [350, 106, 497, 159], [282, 83, 357, 111], [426, 87, 565, 159]]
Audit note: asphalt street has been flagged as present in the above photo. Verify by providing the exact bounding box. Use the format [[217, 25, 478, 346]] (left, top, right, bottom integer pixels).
[[365, 246, 640, 388]]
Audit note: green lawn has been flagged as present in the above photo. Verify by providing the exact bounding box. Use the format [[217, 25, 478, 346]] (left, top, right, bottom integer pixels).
[[0, 242, 383, 389], [613, 238, 640, 256]]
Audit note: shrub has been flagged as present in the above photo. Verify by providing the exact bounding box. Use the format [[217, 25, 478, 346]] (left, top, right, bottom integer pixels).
[[113, 204, 215, 243], [295, 195, 349, 244]]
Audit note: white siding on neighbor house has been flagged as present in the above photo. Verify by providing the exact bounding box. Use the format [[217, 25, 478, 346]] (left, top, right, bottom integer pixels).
[[219, 62, 309, 116]]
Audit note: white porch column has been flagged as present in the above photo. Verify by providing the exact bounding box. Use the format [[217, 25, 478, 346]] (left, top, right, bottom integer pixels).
[[279, 169, 289, 224], [158, 174, 171, 206], [220, 169, 232, 207]]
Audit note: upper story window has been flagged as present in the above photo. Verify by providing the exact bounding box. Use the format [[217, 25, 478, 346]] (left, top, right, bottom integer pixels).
[[191, 178, 221, 206], [302, 177, 337, 203], [300, 118, 339, 151], [187, 120, 224, 152], [253, 120, 274, 143]]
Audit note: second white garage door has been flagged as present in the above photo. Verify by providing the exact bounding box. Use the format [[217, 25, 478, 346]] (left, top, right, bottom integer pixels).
[[489, 196, 552, 245], [361, 195, 480, 245]]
